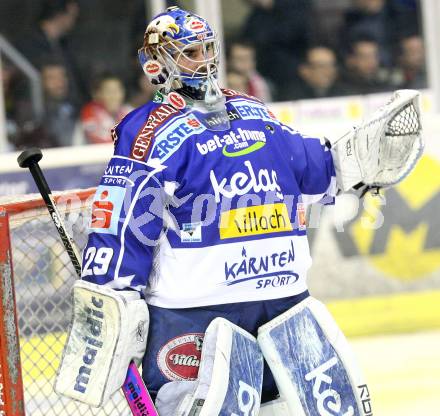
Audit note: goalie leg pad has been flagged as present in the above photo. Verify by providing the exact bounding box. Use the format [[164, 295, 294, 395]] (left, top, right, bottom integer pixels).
[[257, 297, 373, 416], [155, 317, 264, 416], [54, 280, 149, 407]]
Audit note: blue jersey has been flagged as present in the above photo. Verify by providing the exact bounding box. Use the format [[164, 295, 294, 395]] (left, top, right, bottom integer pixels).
[[82, 89, 335, 307], [81, 89, 336, 398]]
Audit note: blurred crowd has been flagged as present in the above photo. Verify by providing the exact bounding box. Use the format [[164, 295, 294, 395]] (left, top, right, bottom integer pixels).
[[0, 0, 426, 151], [232, 0, 425, 101]]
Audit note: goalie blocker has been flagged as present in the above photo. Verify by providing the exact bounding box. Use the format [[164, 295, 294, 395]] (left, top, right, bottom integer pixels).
[[54, 280, 149, 407]]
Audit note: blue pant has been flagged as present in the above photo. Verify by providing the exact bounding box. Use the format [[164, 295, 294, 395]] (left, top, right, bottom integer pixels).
[[142, 291, 309, 403]]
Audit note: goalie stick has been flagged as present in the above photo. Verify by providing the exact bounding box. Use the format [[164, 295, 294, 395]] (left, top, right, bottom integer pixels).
[[17, 148, 159, 416]]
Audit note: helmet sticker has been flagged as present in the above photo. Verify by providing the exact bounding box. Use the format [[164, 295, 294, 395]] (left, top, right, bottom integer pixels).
[[185, 17, 206, 33], [168, 92, 186, 110], [143, 61, 162, 77]]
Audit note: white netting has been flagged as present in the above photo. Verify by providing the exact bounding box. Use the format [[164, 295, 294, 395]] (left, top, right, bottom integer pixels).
[[377, 100, 423, 185], [3, 190, 132, 416], [385, 103, 421, 137]]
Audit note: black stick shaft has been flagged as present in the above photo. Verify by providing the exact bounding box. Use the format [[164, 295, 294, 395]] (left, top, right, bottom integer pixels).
[[18, 149, 158, 415], [26, 161, 82, 277], [27, 161, 52, 205]]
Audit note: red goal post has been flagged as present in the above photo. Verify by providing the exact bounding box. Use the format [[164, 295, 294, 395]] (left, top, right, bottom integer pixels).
[[0, 188, 133, 415], [0, 208, 25, 416]]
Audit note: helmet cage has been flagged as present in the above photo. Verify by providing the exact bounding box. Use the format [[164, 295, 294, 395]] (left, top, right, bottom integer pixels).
[[139, 7, 223, 103], [138, 28, 220, 98], [159, 33, 220, 82]]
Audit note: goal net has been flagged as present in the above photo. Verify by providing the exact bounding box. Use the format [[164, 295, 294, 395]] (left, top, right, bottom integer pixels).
[[0, 189, 133, 416]]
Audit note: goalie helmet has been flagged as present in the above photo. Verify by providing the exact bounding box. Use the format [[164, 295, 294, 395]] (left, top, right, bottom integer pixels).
[[138, 6, 221, 104]]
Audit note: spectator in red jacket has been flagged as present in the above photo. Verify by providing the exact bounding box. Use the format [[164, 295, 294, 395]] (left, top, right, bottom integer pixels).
[[81, 73, 132, 144], [227, 40, 273, 101], [226, 70, 250, 94]]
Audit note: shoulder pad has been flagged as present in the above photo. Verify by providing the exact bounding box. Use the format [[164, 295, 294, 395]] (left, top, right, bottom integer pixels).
[[114, 102, 180, 160], [221, 88, 264, 105]]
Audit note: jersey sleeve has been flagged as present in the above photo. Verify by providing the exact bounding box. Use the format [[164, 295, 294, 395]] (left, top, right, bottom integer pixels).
[[280, 123, 336, 205], [80, 118, 165, 293]]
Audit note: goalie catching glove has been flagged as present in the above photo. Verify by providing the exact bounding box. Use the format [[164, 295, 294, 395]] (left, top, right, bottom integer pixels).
[[54, 280, 149, 407], [330, 89, 423, 193]]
